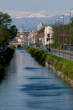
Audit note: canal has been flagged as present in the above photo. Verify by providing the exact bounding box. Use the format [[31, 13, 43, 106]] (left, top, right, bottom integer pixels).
[[0, 48, 73, 110]]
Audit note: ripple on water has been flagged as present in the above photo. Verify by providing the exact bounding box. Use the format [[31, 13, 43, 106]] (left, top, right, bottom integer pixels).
[[24, 67, 41, 72], [19, 82, 70, 98]]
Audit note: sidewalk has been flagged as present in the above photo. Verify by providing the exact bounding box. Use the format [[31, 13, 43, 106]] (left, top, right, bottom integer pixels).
[[51, 48, 73, 61]]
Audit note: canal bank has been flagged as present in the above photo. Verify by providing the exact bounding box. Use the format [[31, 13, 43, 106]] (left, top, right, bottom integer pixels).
[[0, 46, 15, 82], [24, 46, 73, 87]]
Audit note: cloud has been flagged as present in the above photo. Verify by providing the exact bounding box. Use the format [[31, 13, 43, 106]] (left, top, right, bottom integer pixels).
[[2, 10, 53, 18], [0, 9, 70, 19]]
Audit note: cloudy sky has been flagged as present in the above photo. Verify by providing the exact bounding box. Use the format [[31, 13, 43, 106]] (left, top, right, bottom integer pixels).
[[0, 0, 73, 18]]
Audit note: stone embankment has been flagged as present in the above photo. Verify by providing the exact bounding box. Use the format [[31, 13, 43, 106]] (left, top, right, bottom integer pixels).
[[24, 46, 73, 87]]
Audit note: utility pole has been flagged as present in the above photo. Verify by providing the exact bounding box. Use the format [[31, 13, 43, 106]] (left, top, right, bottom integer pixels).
[[57, 17, 60, 56], [65, 8, 73, 61], [69, 10, 71, 61], [69, 9, 73, 61], [54, 20, 57, 54], [60, 15, 65, 58], [68, 9, 73, 61]]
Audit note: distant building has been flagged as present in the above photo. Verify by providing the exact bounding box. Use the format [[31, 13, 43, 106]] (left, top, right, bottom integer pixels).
[[43, 26, 53, 46], [37, 22, 44, 31], [36, 32, 44, 46], [16, 31, 30, 45], [28, 30, 38, 45]]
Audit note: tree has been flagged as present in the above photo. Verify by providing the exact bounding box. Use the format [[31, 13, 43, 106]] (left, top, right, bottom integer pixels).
[[0, 12, 12, 27], [38, 27, 44, 34], [52, 24, 69, 49], [0, 25, 10, 48], [0, 12, 17, 48], [0, 25, 9, 42], [70, 18, 73, 44], [9, 25, 17, 41]]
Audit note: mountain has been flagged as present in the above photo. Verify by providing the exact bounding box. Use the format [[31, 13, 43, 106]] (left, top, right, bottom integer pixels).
[[12, 17, 52, 31], [12, 16, 70, 31]]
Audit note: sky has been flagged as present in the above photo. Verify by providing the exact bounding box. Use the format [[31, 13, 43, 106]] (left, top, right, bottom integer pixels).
[[0, 0, 73, 18]]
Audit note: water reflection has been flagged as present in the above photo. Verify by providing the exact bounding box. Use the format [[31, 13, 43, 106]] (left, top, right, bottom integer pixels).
[[0, 51, 17, 83], [0, 48, 73, 110], [24, 67, 40, 72], [0, 72, 5, 83]]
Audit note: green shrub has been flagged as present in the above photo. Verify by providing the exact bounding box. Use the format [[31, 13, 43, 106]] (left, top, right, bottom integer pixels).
[[24, 46, 73, 80], [0, 47, 15, 82]]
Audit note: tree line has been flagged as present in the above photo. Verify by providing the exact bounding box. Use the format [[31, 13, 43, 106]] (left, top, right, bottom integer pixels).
[[0, 12, 17, 48], [52, 18, 73, 49]]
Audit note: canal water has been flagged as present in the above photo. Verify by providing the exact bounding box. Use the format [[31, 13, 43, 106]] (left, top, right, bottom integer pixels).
[[0, 48, 73, 110]]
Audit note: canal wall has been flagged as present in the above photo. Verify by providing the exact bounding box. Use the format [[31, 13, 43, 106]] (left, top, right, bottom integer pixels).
[[24, 46, 73, 87], [0, 46, 15, 82]]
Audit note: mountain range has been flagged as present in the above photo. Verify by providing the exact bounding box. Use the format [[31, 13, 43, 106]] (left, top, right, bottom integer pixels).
[[2, 10, 71, 31], [12, 16, 70, 31]]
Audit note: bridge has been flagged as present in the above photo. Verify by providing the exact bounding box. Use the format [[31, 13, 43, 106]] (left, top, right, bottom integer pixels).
[[10, 42, 25, 48], [10, 39, 29, 48], [10, 36, 29, 48]]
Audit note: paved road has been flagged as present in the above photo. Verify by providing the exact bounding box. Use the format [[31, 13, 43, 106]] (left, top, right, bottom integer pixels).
[[51, 49, 73, 61]]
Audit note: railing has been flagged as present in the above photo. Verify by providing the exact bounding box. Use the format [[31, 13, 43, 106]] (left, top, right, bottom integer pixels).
[[28, 45, 73, 61]]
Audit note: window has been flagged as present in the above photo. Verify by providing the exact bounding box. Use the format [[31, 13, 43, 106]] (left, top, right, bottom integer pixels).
[[48, 34, 50, 38], [47, 38, 50, 41]]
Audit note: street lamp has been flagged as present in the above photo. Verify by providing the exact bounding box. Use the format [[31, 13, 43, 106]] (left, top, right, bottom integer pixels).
[[47, 34, 51, 52], [69, 8, 73, 60], [27, 36, 30, 46], [56, 17, 61, 56], [59, 15, 65, 58], [54, 19, 57, 54], [65, 9, 73, 60]]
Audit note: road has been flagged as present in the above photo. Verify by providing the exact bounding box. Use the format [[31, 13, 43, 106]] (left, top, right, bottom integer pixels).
[[51, 49, 73, 61]]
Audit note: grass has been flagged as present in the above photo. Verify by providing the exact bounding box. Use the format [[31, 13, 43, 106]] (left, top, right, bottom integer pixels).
[[24, 46, 48, 65], [24, 46, 73, 81], [46, 54, 73, 79]]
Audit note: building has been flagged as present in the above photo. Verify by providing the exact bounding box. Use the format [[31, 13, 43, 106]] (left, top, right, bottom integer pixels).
[[43, 26, 53, 46], [28, 30, 38, 45], [36, 32, 44, 46], [17, 31, 30, 45], [37, 22, 44, 31]]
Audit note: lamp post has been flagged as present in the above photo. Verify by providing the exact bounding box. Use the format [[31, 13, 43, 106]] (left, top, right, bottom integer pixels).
[[69, 9, 73, 60], [62, 15, 65, 58], [47, 34, 51, 52], [54, 19, 57, 54], [66, 9, 73, 60], [27, 36, 30, 46], [59, 15, 65, 58], [56, 17, 60, 56]]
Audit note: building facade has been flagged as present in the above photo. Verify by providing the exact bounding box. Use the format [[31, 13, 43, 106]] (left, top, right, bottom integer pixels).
[[43, 26, 53, 46], [28, 30, 38, 45], [37, 22, 44, 31]]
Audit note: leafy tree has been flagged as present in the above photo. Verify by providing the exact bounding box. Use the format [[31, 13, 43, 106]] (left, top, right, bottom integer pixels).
[[0, 25, 9, 43], [70, 18, 73, 44], [9, 25, 17, 41], [0, 12, 12, 26], [38, 27, 44, 34], [0, 12, 17, 48], [52, 24, 69, 49]]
